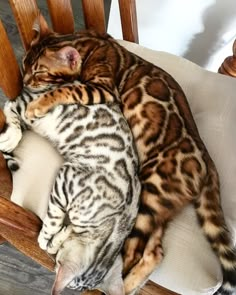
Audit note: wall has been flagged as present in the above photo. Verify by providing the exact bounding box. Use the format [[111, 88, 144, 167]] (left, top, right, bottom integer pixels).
[[108, 0, 236, 71]]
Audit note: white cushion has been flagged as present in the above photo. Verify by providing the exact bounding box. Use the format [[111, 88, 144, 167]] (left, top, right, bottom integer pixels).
[[10, 131, 63, 221], [10, 40, 236, 295]]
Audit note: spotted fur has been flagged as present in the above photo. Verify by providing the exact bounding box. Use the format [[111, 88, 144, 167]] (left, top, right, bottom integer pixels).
[[22, 23, 236, 294], [0, 85, 140, 295]]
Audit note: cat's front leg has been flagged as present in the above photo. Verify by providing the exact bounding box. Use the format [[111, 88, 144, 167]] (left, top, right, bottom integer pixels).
[[25, 95, 52, 119], [25, 81, 118, 119], [38, 201, 66, 251], [38, 165, 69, 251], [47, 225, 73, 254], [0, 103, 22, 153]]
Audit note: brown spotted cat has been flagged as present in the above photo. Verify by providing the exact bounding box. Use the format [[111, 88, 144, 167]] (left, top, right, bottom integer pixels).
[[22, 15, 236, 295]]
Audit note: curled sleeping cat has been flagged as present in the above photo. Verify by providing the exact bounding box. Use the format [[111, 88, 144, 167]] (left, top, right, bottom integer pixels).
[[0, 82, 141, 295]]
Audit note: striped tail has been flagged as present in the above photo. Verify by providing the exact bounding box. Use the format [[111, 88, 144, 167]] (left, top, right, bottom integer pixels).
[[194, 163, 236, 295]]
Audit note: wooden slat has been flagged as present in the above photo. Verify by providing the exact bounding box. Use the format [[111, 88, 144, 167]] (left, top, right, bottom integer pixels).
[[218, 39, 236, 77], [46, 0, 74, 34], [0, 20, 22, 99], [0, 196, 55, 271], [8, 0, 39, 50], [0, 222, 55, 271], [0, 235, 6, 244], [0, 110, 6, 132], [0, 152, 12, 200], [140, 280, 179, 295], [118, 0, 139, 43], [82, 280, 179, 295], [82, 0, 106, 34], [0, 196, 41, 238]]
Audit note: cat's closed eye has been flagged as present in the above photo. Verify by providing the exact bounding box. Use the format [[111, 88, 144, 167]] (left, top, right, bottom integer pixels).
[[33, 70, 47, 76]]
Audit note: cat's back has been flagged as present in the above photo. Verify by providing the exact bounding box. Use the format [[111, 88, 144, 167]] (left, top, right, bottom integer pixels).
[[33, 102, 137, 165], [42, 102, 141, 236]]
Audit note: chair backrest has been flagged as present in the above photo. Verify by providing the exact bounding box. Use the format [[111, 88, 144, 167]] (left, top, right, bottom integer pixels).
[[218, 39, 236, 77], [0, 0, 138, 100]]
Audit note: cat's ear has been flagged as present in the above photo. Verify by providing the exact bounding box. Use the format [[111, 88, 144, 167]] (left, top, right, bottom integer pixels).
[[31, 11, 52, 46], [55, 46, 81, 70], [51, 264, 75, 295]]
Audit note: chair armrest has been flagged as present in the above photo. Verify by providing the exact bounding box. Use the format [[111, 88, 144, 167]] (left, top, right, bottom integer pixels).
[[0, 148, 55, 270], [140, 280, 179, 295], [0, 196, 55, 271], [0, 196, 41, 237]]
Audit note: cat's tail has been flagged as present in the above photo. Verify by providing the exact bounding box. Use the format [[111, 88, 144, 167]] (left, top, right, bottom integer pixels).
[[194, 162, 236, 295]]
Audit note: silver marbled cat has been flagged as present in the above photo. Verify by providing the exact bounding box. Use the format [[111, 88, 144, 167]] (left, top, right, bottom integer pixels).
[[0, 83, 141, 295]]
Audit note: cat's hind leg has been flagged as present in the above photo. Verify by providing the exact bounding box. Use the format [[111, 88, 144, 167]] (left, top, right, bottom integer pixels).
[[124, 228, 164, 294], [123, 171, 192, 295], [122, 196, 167, 294], [38, 164, 72, 251]]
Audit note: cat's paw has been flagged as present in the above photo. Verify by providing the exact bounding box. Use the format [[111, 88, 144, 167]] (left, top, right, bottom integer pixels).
[[67, 278, 79, 290], [47, 238, 61, 254], [25, 100, 49, 119], [0, 124, 22, 153], [38, 232, 49, 251], [47, 226, 73, 254]]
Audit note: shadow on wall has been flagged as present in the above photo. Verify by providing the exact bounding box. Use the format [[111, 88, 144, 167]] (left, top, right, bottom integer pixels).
[[183, 0, 236, 68], [108, 0, 236, 70]]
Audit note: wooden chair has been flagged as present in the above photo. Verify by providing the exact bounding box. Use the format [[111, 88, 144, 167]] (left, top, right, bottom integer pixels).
[[218, 39, 236, 77], [0, 1, 235, 295]]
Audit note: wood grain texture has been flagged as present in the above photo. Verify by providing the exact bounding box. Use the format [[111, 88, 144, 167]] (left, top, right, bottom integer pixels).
[[0, 109, 6, 132], [140, 280, 179, 295], [47, 0, 74, 34], [218, 39, 236, 77], [0, 223, 55, 272], [0, 196, 41, 237], [8, 0, 39, 51], [0, 243, 69, 295], [0, 235, 6, 244], [81, 280, 179, 295], [82, 0, 106, 34], [118, 0, 139, 43], [0, 197, 55, 271], [0, 153, 12, 200], [0, 19, 22, 100]]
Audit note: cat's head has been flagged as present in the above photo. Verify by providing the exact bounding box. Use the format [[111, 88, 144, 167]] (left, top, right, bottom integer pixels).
[[52, 237, 125, 295], [22, 13, 82, 88]]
